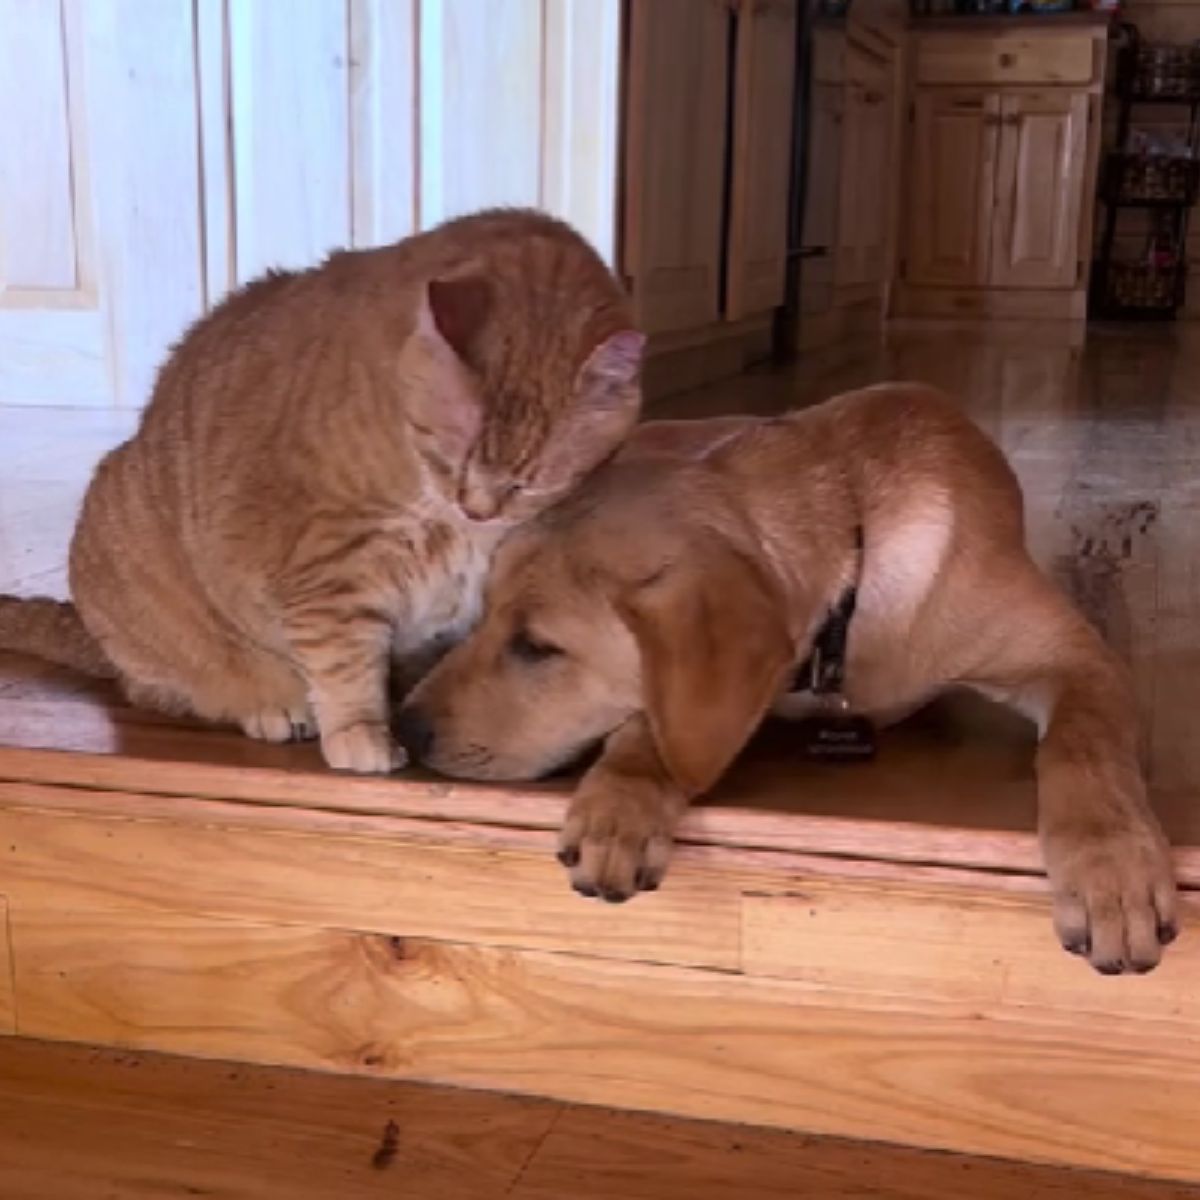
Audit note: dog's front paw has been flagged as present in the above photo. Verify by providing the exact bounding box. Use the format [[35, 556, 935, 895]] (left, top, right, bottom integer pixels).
[[1043, 819, 1178, 975], [322, 722, 406, 774], [557, 777, 684, 903]]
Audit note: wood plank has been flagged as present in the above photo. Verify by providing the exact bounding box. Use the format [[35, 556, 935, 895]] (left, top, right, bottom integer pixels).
[[81, 0, 205, 406], [515, 1105, 1200, 1200], [622, 0, 730, 333], [743, 882, 1200, 1024], [0, 797, 742, 970], [0, 1037, 559, 1200], [12, 908, 1200, 1182], [0, 0, 78, 292], [892, 284, 1087, 321], [195, 0, 234, 306], [990, 90, 1089, 291], [417, 0, 543, 228], [0, 309, 107, 407], [541, 0, 622, 265], [349, 0, 417, 248], [906, 90, 998, 289], [3, 1039, 1191, 1200], [0, 897, 13, 1035], [914, 33, 1096, 88], [725, 0, 798, 318], [227, 0, 351, 281]]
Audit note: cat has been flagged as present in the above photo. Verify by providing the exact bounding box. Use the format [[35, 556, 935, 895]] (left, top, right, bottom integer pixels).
[[0, 208, 644, 773]]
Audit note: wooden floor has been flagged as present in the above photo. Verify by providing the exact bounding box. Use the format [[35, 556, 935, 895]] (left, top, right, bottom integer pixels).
[[3, 1037, 1195, 1199], [2, 322, 1200, 1186]]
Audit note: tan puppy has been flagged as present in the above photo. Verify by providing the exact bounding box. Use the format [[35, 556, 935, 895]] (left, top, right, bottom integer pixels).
[[400, 384, 1178, 976]]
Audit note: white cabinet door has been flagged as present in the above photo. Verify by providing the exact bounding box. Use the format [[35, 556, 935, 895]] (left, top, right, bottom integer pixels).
[[0, 0, 622, 408], [0, 0, 203, 408]]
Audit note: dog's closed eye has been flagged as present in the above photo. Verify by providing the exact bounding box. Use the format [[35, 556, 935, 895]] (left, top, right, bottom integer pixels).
[[508, 629, 564, 664]]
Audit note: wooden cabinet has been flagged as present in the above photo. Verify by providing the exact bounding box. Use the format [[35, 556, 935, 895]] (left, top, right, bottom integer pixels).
[[991, 91, 1089, 290], [908, 88, 1088, 293], [622, 0, 730, 335], [907, 91, 999, 288], [797, 24, 902, 351], [0, 0, 630, 408], [898, 23, 1106, 320], [2, 0, 793, 408], [623, 0, 798, 340], [838, 47, 895, 289], [727, 0, 801, 320]]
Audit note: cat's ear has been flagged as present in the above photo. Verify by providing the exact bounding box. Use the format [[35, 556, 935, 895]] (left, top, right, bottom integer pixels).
[[423, 274, 492, 365], [408, 276, 488, 459], [575, 329, 646, 405]]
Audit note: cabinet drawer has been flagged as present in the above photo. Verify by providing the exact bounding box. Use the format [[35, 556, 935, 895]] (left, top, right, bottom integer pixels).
[[915, 35, 1094, 86]]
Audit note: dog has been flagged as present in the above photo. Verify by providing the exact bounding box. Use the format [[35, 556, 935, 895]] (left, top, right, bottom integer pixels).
[[398, 383, 1178, 976]]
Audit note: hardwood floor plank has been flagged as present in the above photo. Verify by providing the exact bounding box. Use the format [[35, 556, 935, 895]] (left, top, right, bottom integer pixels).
[[0, 896, 14, 1035], [1, 1037, 1192, 1200], [515, 1106, 1200, 1200], [0, 1037, 559, 1199]]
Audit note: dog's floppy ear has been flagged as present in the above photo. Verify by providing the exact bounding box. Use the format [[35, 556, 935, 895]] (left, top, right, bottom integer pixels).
[[616, 541, 794, 797]]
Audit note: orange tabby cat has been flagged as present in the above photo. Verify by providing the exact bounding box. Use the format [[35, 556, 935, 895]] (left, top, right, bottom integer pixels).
[[0, 209, 643, 772]]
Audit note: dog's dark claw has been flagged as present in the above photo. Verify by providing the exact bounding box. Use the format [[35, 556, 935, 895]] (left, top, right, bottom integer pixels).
[[600, 888, 630, 904], [572, 881, 598, 898], [634, 869, 660, 893], [557, 846, 580, 868], [1094, 959, 1125, 977], [1062, 935, 1091, 958], [1158, 920, 1179, 946]]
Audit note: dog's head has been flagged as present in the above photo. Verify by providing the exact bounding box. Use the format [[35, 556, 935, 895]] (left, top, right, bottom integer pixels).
[[399, 463, 794, 794]]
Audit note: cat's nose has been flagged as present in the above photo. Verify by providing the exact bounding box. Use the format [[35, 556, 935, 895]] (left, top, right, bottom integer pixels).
[[394, 705, 435, 762], [457, 480, 501, 522]]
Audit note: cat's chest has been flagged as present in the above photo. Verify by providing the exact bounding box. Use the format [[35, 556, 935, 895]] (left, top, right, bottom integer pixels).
[[387, 515, 503, 650]]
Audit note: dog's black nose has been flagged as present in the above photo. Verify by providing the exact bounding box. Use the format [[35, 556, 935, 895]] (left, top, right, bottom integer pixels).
[[394, 705, 434, 761]]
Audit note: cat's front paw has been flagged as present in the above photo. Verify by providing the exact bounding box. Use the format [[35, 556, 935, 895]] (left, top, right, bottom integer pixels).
[[1044, 818, 1178, 975], [322, 722, 406, 774], [240, 705, 317, 744]]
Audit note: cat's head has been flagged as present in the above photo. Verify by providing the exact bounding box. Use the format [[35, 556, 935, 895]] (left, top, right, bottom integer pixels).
[[404, 266, 644, 526]]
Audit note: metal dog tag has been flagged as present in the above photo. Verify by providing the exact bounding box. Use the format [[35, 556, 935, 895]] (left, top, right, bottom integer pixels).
[[799, 697, 876, 763]]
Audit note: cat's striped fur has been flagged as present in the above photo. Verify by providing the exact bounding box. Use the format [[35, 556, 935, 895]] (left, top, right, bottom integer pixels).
[[0, 209, 643, 772]]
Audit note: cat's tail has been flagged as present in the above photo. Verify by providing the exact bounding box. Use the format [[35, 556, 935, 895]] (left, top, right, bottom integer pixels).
[[0, 596, 117, 678]]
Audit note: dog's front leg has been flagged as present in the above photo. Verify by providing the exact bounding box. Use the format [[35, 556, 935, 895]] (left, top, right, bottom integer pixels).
[[1033, 657, 1177, 974], [556, 714, 689, 903], [968, 574, 1177, 973]]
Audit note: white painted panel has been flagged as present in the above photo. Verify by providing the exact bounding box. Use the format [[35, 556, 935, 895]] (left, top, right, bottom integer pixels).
[[229, 0, 352, 281], [82, 0, 204, 407], [0, 309, 108, 406], [541, 0, 621, 264], [350, 0, 417, 247], [0, 0, 78, 292], [419, 0, 543, 228]]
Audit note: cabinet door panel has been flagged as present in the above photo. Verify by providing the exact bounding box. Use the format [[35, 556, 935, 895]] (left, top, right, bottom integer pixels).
[[906, 90, 998, 288], [622, 0, 730, 334], [726, 0, 798, 319], [799, 82, 843, 313], [839, 50, 894, 289], [991, 90, 1088, 290]]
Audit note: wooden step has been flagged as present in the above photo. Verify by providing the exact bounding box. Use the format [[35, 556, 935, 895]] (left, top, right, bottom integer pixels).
[[0, 653, 1198, 1185]]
